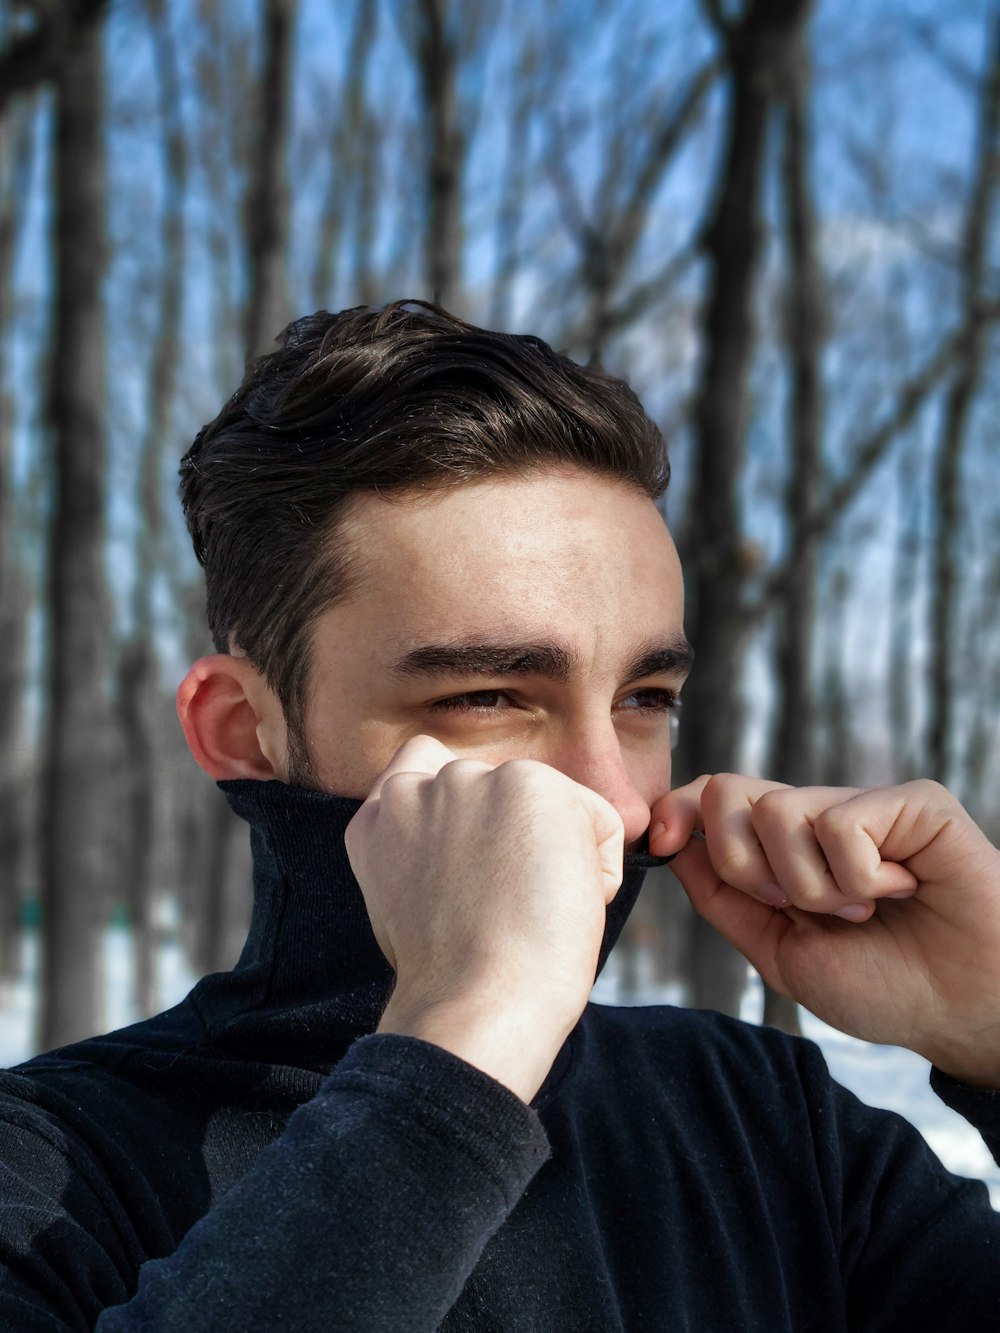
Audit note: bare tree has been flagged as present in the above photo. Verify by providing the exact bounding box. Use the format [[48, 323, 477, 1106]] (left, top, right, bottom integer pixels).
[[0, 78, 35, 994], [115, 0, 190, 1018], [407, 0, 468, 308], [679, 0, 815, 1017], [567, 58, 719, 362], [0, 0, 109, 116], [309, 0, 379, 309], [487, 36, 537, 331], [926, 13, 1000, 788], [244, 0, 298, 356], [762, 14, 825, 1033], [39, 9, 112, 1051]]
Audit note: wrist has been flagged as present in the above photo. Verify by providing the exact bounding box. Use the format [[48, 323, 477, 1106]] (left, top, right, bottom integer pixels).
[[378, 990, 575, 1104], [922, 1032, 1000, 1091]]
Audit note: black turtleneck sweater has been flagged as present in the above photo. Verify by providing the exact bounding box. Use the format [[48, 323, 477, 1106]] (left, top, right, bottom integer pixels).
[[0, 780, 998, 1331]]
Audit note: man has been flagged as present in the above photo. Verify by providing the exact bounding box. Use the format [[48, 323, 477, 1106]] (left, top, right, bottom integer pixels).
[[0, 301, 998, 1329]]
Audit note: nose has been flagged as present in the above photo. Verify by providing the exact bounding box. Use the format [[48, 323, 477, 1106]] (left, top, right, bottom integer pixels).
[[550, 723, 654, 850]]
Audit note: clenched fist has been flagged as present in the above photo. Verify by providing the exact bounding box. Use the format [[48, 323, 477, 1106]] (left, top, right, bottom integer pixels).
[[651, 776, 1000, 1088], [346, 735, 625, 1102]]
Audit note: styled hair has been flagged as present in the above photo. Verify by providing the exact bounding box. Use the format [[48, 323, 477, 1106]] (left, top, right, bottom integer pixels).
[[179, 300, 669, 782]]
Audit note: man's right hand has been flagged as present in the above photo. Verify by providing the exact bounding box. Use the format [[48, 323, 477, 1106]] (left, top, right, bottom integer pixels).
[[344, 735, 625, 1103]]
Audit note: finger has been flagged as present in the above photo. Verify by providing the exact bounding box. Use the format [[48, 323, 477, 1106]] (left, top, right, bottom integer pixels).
[[752, 786, 917, 916], [582, 787, 626, 902], [654, 774, 796, 908], [669, 838, 791, 991], [697, 774, 796, 907], [652, 773, 782, 858], [811, 787, 928, 900], [365, 733, 461, 802], [647, 779, 709, 856], [818, 780, 986, 891]]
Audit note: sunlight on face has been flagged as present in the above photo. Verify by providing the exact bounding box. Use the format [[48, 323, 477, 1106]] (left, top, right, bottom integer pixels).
[[299, 467, 688, 846]]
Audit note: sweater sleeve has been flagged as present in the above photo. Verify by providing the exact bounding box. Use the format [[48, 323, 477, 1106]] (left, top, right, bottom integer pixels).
[[809, 1053, 1000, 1332], [929, 1064, 1000, 1165], [0, 1035, 549, 1332]]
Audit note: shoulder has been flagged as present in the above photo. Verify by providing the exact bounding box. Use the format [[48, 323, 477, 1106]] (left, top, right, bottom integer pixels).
[[564, 1002, 846, 1136], [580, 1001, 828, 1080]]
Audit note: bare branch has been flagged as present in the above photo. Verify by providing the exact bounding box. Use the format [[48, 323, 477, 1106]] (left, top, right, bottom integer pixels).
[[751, 300, 1000, 619], [598, 243, 698, 339]]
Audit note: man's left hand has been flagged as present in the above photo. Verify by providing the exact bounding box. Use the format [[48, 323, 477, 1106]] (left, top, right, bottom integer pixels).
[[650, 777, 1000, 1089]]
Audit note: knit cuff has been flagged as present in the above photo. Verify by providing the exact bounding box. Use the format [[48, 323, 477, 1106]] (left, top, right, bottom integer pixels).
[[326, 1033, 551, 1204]]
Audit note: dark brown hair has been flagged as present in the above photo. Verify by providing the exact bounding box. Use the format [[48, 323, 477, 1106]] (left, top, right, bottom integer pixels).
[[180, 300, 669, 782]]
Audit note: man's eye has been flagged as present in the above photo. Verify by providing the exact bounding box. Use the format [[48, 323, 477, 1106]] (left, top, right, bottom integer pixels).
[[430, 690, 512, 712], [616, 688, 679, 713]]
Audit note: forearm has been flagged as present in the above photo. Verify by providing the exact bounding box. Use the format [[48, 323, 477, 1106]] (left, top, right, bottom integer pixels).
[[96, 1035, 549, 1331]]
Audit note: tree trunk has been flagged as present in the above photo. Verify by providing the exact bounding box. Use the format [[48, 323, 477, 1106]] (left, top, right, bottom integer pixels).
[[927, 15, 1000, 788], [413, 0, 464, 307], [0, 85, 35, 993], [769, 33, 824, 793], [244, 0, 297, 357], [310, 0, 378, 309], [39, 15, 111, 1051], [0, 0, 109, 116], [763, 19, 824, 1035], [888, 449, 923, 780], [819, 566, 853, 787], [113, 0, 191, 1021], [679, 0, 814, 1017], [117, 641, 157, 1018]]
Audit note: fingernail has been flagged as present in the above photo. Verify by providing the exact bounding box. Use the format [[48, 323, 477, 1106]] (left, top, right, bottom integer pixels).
[[886, 889, 916, 900], [757, 882, 790, 908], [650, 821, 666, 846], [835, 904, 871, 923]]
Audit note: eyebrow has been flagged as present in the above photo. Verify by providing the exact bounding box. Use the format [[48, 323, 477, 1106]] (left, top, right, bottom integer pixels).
[[390, 635, 694, 685]]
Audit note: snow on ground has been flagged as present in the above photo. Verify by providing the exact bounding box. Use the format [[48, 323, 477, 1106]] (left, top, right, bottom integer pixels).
[[2, 929, 997, 1210]]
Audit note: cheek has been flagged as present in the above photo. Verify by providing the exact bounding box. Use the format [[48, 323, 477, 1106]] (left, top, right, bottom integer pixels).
[[622, 739, 672, 807]]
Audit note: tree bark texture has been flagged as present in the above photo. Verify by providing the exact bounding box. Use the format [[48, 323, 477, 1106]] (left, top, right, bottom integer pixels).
[[413, 0, 464, 308], [680, 0, 814, 1017], [244, 0, 296, 357], [39, 15, 111, 1052], [768, 33, 824, 791]]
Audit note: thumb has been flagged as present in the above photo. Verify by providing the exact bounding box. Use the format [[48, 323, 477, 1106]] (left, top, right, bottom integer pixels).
[[648, 775, 711, 857]]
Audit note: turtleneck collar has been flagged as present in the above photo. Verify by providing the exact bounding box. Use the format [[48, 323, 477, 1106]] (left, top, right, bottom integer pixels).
[[189, 778, 665, 1073]]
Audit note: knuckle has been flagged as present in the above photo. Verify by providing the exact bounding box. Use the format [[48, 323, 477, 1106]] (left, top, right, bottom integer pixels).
[[439, 757, 489, 782], [749, 788, 790, 833], [813, 804, 848, 840], [496, 757, 551, 786], [379, 770, 415, 801], [713, 845, 758, 886], [701, 772, 739, 811]]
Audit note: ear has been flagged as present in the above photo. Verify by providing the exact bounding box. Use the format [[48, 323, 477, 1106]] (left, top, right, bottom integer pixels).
[[176, 654, 287, 782]]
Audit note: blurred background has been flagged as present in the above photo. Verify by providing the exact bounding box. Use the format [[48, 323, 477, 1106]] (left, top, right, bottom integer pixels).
[[0, 0, 997, 1187]]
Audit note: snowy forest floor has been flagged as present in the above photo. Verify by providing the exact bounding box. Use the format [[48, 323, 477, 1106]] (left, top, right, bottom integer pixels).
[[0, 928, 995, 1209]]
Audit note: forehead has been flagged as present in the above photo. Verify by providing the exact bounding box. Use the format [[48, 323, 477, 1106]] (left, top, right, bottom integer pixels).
[[330, 468, 683, 660]]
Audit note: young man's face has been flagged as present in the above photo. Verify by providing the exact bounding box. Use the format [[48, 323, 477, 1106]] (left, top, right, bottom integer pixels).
[[293, 467, 689, 850]]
